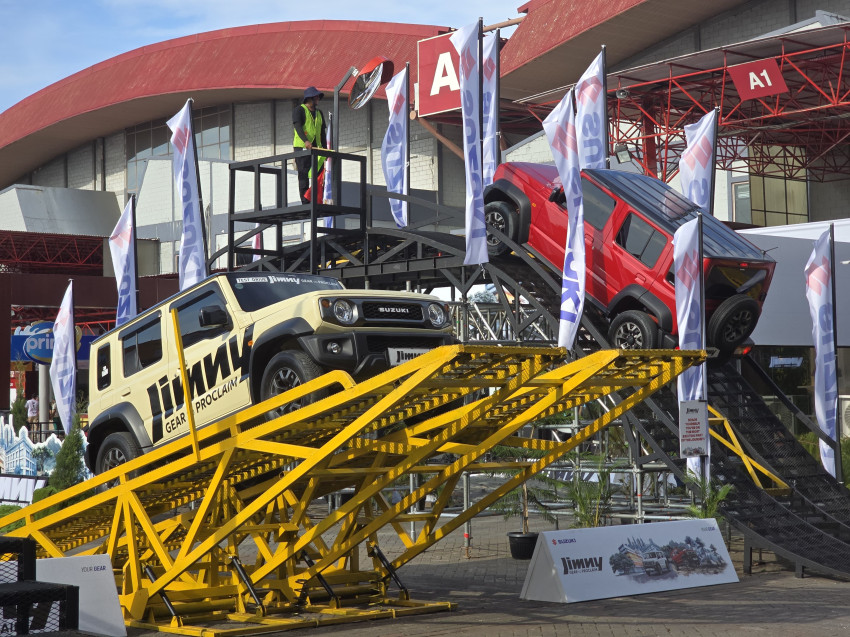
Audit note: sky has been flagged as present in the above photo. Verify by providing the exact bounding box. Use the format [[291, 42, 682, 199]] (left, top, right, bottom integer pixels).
[[0, 0, 524, 114]]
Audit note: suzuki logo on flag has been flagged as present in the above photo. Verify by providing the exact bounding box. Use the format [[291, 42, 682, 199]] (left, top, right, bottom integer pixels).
[[682, 136, 713, 171], [676, 251, 700, 289], [806, 256, 830, 295], [392, 93, 405, 115], [172, 125, 190, 154], [550, 120, 578, 160], [460, 45, 475, 79], [483, 56, 496, 80], [576, 76, 602, 106]]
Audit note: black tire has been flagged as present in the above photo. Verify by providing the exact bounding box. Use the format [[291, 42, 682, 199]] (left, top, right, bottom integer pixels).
[[707, 294, 760, 351], [608, 310, 658, 349], [95, 431, 142, 475], [484, 201, 517, 256], [260, 350, 326, 419]]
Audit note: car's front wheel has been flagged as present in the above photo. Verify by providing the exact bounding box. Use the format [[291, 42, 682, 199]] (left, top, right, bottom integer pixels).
[[95, 431, 142, 475], [608, 310, 658, 349], [484, 201, 518, 256], [260, 350, 326, 419]]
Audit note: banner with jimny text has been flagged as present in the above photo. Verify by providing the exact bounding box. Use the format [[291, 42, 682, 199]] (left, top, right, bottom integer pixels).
[[482, 33, 499, 186], [109, 197, 137, 327], [543, 89, 585, 350], [49, 282, 75, 434], [381, 67, 409, 228], [167, 100, 206, 291], [450, 22, 488, 265], [575, 50, 607, 170], [673, 218, 708, 475], [679, 110, 716, 211], [805, 229, 838, 477]]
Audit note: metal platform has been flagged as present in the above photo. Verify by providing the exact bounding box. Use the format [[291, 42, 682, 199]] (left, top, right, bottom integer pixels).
[[0, 345, 700, 635]]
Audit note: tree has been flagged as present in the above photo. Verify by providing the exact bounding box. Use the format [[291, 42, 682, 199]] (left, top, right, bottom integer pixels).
[[31, 447, 50, 475], [49, 417, 86, 490], [10, 391, 26, 433]]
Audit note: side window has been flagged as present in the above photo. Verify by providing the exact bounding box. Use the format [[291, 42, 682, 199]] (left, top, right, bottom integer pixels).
[[616, 213, 667, 268], [123, 317, 163, 376], [581, 178, 617, 230], [96, 344, 111, 390], [174, 287, 229, 349]]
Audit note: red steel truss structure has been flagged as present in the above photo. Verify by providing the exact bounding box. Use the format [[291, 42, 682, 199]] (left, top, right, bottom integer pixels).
[[598, 24, 850, 183]]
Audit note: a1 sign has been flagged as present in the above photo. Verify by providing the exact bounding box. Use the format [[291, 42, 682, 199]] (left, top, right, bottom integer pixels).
[[418, 32, 461, 116], [727, 58, 789, 100]]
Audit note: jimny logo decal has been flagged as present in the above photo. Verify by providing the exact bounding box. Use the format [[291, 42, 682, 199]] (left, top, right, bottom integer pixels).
[[561, 556, 603, 574]]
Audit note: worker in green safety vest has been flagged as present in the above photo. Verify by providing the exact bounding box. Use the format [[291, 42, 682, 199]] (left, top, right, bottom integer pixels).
[[293, 86, 327, 203]]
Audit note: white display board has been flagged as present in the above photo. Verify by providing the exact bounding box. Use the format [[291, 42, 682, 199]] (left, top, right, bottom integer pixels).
[[521, 519, 737, 604], [37, 554, 126, 636]]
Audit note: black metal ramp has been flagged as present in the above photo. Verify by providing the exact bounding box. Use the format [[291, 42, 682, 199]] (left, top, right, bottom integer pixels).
[[706, 360, 850, 540]]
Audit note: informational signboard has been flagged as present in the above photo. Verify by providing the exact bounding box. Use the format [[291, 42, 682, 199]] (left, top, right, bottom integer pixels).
[[37, 555, 126, 637], [417, 32, 461, 116], [727, 58, 788, 100], [521, 519, 737, 604], [679, 400, 709, 458]]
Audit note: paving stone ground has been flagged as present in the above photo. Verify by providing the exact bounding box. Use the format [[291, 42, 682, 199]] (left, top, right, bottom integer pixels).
[[126, 510, 850, 637]]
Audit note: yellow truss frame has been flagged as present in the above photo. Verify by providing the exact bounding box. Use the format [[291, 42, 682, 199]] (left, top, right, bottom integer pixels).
[[0, 345, 702, 635]]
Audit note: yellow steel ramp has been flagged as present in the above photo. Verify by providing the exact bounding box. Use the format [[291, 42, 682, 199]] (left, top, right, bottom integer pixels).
[[0, 345, 702, 635]]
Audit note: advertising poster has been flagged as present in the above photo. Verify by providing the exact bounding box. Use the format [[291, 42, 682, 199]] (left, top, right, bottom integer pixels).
[[679, 400, 709, 458], [521, 519, 737, 604]]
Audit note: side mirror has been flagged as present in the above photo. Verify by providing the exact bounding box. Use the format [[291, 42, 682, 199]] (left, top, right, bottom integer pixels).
[[199, 305, 229, 328], [548, 187, 566, 205]]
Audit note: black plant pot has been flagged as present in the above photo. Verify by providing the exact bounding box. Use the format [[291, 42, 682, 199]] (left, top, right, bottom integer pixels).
[[507, 531, 539, 560]]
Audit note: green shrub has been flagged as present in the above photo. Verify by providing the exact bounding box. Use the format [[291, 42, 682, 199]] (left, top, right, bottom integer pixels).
[[49, 418, 86, 491], [10, 391, 26, 434], [0, 504, 23, 533]]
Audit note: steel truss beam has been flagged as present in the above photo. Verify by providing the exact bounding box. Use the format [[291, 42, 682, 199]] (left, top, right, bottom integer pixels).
[[609, 31, 850, 181], [0, 345, 700, 635]]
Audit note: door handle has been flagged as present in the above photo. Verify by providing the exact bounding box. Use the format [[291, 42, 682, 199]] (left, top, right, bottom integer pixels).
[[636, 273, 646, 283]]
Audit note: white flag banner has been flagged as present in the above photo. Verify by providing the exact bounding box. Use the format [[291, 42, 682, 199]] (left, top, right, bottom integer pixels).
[[575, 50, 607, 170], [673, 218, 706, 477], [679, 110, 716, 211], [109, 198, 137, 327], [381, 67, 409, 228], [450, 22, 488, 265], [167, 100, 206, 291], [49, 282, 75, 435], [543, 89, 585, 349], [805, 229, 838, 477], [482, 33, 499, 186]]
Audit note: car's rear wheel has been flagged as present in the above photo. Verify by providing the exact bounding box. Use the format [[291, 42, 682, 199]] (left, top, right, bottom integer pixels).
[[260, 350, 326, 419], [707, 294, 760, 352], [608, 310, 658, 349], [484, 201, 517, 256], [96, 431, 142, 475]]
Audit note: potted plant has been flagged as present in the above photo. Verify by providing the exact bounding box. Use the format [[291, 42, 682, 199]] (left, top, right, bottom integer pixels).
[[488, 445, 560, 559]]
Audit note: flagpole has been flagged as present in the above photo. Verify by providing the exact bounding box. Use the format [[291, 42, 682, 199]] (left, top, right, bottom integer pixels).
[[830, 222, 844, 484], [405, 62, 411, 210], [601, 45, 609, 169], [187, 99, 209, 276], [708, 107, 720, 217], [478, 17, 484, 185], [495, 28, 502, 167], [130, 193, 140, 315], [698, 212, 708, 482]]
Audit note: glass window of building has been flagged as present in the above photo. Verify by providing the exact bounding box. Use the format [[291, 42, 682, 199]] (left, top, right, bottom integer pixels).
[[126, 105, 232, 195]]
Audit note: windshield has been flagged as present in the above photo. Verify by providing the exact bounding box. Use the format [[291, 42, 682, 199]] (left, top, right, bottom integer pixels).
[[225, 273, 343, 311]]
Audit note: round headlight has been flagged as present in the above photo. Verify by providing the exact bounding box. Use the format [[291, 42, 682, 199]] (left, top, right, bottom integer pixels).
[[427, 303, 447, 327], [333, 299, 357, 324]]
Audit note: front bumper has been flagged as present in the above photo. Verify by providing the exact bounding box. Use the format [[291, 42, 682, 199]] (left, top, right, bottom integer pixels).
[[298, 331, 456, 378]]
